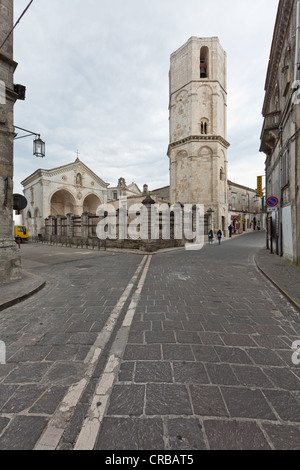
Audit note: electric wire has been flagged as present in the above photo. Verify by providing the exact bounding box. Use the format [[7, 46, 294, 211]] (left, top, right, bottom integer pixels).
[[0, 0, 34, 51]]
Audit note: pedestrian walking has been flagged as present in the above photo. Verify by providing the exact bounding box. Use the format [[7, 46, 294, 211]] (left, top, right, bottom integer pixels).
[[217, 229, 222, 245], [208, 230, 214, 244], [228, 224, 233, 238]]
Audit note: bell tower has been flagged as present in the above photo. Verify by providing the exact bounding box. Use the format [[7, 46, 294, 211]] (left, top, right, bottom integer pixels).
[[168, 36, 229, 234]]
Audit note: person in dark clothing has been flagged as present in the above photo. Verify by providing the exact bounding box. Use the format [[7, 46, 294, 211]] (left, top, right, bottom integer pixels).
[[228, 224, 233, 238], [217, 229, 222, 245], [208, 230, 214, 244]]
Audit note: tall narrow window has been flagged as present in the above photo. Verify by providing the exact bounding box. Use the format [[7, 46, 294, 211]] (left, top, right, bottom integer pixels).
[[283, 46, 291, 96], [200, 119, 208, 135], [200, 46, 209, 79], [232, 194, 237, 210], [281, 150, 290, 187], [242, 197, 246, 211]]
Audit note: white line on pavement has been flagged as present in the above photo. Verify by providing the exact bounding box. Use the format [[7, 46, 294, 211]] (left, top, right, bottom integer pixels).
[[34, 255, 149, 451], [74, 255, 152, 451]]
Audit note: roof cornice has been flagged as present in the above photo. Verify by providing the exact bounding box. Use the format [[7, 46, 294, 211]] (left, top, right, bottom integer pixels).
[[167, 135, 230, 156], [21, 160, 110, 188]]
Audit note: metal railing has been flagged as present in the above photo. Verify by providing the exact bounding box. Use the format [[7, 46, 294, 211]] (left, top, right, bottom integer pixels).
[[29, 235, 106, 251]]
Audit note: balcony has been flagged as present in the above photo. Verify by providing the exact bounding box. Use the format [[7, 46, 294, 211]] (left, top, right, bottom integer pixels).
[[260, 111, 281, 154]]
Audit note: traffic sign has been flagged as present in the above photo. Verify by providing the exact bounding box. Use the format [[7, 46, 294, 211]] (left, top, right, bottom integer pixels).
[[266, 196, 279, 207], [13, 194, 27, 211]]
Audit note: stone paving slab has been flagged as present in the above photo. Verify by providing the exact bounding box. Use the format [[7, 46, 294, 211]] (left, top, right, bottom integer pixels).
[[0, 233, 300, 451], [94, 234, 300, 451], [255, 248, 300, 309], [0, 249, 144, 450]]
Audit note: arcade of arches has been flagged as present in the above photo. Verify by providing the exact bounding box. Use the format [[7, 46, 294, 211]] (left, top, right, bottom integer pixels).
[[49, 190, 101, 217]]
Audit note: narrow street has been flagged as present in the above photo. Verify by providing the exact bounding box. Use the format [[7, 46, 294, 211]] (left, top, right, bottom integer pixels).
[[0, 231, 299, 451]]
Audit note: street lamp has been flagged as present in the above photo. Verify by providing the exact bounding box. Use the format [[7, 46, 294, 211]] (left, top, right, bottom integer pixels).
[[32, 136, 45, 158], [14, 126, 45, 158]]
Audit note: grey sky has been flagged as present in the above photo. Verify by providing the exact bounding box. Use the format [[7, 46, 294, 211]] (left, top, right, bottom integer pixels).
[[13, 0, 279, 195]]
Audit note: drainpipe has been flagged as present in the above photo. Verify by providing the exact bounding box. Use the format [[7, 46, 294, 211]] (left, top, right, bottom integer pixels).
[[279, 148, 283, 257], [295, 2, 300, 264]]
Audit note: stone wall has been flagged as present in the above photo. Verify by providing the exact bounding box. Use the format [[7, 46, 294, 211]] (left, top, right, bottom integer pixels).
[[42, 197, 190, 252], [0, 0, 22, 283]]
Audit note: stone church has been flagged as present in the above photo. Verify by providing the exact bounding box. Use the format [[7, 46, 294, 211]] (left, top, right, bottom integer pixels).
[[21, 158, 143, 237], [21, 36, 261, 240]]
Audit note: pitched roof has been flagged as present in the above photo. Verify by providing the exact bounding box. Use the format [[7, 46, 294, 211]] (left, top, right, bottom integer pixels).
[[21, 158, 110, 188]]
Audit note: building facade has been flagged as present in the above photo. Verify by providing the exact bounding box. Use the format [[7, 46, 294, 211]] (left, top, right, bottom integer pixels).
[[168, 37, 230, 234], [260, 0, 300, 266], [228, 181, 263, 234], [0, 0, 22, 283], [21, 158, 142, 236]]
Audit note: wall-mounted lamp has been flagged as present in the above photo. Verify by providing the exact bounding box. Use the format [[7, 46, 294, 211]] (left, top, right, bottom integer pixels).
[[14, 126, 45, 158]]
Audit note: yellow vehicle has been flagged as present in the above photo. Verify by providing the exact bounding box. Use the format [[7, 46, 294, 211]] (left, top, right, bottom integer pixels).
[[14, 225, 28, 243]]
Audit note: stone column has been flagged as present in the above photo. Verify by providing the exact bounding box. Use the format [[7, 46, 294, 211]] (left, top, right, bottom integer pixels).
[[48, 216, 57, 236], [140, 195, 160, 252], [207, 208, 214, 233], [67, 213, 75, 239], [0, 0, 21, 283], [81, 212, 89, 239], [56, 215, 63, 237]]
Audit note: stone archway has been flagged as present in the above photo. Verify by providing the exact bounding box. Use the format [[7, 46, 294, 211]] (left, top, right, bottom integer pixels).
[[50, 190, 76, 216], [83, 194, 101, 215]]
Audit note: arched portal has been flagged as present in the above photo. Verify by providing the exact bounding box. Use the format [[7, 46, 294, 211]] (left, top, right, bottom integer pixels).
[[83, 194, 101, 214], [50, 190, 76, 216]]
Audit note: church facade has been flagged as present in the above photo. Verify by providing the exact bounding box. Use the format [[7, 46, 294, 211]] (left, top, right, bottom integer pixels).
[[21, 158, 142, 237]]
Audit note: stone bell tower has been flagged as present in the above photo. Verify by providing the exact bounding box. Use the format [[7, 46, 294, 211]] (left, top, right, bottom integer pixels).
[[168, 36, 230, 233]]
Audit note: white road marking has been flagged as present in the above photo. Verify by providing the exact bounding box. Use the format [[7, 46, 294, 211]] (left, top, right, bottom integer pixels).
[[74, 255, 152, 450], [34, 255, 149, 451]]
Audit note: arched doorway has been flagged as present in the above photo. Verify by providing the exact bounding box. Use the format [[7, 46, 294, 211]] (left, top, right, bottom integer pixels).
[[83, 194, 101, 214], [50, 190, 76, 216]]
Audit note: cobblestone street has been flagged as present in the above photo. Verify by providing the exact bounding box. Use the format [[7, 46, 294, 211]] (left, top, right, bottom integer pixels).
[[0, 231, 300, 450]]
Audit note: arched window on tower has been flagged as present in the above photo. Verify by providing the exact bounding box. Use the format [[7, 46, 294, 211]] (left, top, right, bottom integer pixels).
[[200, 119, 209, 135], [200, 46, 209, 79]]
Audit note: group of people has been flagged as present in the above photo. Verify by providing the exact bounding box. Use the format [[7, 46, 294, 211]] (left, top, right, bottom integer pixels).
[[208, 229, 223, 245], [208, 224, 233, 245]]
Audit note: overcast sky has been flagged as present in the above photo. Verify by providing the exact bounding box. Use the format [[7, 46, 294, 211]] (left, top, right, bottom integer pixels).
[[12, 0, 279, 195]]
